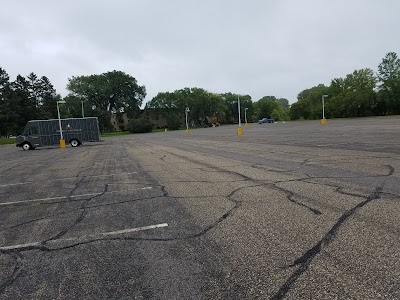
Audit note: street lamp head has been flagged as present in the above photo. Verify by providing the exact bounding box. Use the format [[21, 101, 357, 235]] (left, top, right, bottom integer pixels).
[[322, 95, 328, 98], [57, 100, 66, 104], [245, 107, 248, 110]]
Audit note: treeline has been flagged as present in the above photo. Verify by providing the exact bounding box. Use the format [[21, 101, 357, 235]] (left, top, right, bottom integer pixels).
[[0, 66, 290, 135], [1, 51, 398, 136], [0, 68, 61, 136], [291, 52, 400, 120], [0, 69, 147, 135], [145, 88, 290, 127]]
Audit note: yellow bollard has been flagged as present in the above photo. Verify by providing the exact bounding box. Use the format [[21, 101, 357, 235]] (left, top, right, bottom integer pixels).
[[237, 127, 243, 136], [165, 128, 167, 132], [185, 129, 189, 134], [245, 123, 248, 127], [60, 139, 66, 149], [321, 118, 327, 125]]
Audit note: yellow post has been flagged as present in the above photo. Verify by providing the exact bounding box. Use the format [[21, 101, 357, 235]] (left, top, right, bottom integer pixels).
[[60, 139, 66, 149], [245, 123, 248, 127], [237, 127, 243, 136], [165, 128, 167, 132], [185, 129, 189, 134], [321, 118, 327, 125]]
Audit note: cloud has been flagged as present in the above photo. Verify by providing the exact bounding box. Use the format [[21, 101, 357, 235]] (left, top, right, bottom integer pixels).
[[1, 0, 399, 104]]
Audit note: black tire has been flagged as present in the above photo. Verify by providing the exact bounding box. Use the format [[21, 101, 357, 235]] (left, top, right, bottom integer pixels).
[[70, 139, 80, 147], [22, 142, 31, 151]]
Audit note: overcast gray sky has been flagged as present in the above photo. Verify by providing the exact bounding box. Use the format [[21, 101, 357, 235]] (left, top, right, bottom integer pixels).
[[1, 0, 399, 104]]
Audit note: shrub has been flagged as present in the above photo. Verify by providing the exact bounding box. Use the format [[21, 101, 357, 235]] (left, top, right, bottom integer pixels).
[[127, 118, 153, 133], [166, 114, 181, 130]]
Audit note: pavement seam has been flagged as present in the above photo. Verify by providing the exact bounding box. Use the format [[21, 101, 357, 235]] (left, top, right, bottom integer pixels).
[[270, 186, 384, 300], [0, 252, 23, 294]]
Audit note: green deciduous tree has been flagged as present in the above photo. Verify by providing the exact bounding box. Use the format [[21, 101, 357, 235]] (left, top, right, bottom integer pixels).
[[254, 96, 290, 121], [221, 93, 252, 123], [67, 70, 146, 131], [377, 52, 400, 114], [325, 69, 377, 118], [289, 84, 329, 120]]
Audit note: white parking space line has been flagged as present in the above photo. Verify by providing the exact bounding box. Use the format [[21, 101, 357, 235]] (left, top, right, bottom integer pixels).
[[0, 242, 41, 250], [0, 187, 154, 207], [66, 223, 169, 240], [0, 172, 139, 188], [0, 193, 103, 207], [0, 182, 30, 187], [0, 223, 168, 251]]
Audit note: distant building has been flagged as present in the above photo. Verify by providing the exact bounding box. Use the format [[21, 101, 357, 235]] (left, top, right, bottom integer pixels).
[[110, 110, 172, 131]]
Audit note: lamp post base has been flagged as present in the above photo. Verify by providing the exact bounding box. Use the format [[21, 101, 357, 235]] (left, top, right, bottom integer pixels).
[[60, 139, 66, 149], [321, 118, 327, 125], [185, 129, 189, 134], [237, 127, 243, 136]]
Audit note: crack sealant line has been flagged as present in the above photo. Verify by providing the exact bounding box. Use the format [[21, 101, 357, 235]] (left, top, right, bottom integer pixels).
[[0, 172, 139, 188], [272, 182, 322, 215], [45, 198, 90, 243], [0, 223, 169, 252], [0, 187, 155, 207], [0, 191, 167, 231], [49, 184, 262, 249], [165, 143, 397, 181], [270, 186, 383, 300], [0, 252, 23, 294], [0, 183, 285, 253], [155, 149, 324, 215]]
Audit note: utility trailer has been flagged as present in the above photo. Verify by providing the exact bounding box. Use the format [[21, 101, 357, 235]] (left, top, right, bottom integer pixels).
[[16, 117, 100, 150]]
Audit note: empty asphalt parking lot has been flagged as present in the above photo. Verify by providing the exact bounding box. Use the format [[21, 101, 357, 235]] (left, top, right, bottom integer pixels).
[[1, 117, 400, 299]]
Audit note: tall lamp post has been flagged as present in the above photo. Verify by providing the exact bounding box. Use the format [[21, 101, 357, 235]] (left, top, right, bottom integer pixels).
[[185, 107, 190, 134], [244, 107, 249, 127], [237, 95, 242, 136], [321, 95, 328, 125], [57, 100, 67, 149], [81, 101, 85, 118]]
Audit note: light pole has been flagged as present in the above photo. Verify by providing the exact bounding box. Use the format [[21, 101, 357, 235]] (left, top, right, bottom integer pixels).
[[185, 107, 190, 134], [321, 95, 328, 124], [57, 100, 66, 149], [245, 108, 249, 127], [81, 101, 85, 118], [237, 95, 242, 136]]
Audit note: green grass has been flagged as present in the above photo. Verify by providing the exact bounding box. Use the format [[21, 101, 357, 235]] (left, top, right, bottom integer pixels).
[[153, 126, 206, 132], [153, 127, 187, 132], [153, 128, 169, 133], [101, 125, 210, 136], [0, 138, 16, 145], [329, 115, 400, 120], [101, 131, 131, 138]]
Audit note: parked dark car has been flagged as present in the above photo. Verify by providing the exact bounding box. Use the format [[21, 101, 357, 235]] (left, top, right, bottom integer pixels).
[[258, 118, 275, 124], [204, 122, 220, 128]]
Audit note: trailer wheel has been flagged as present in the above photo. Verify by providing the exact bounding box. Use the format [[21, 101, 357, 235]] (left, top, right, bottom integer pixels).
[[22, 143, 32, 151], [70, 139, 80, 147]]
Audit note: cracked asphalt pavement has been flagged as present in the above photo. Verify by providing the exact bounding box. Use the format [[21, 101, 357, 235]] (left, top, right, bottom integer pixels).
[[1, 118, 400, 299]]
